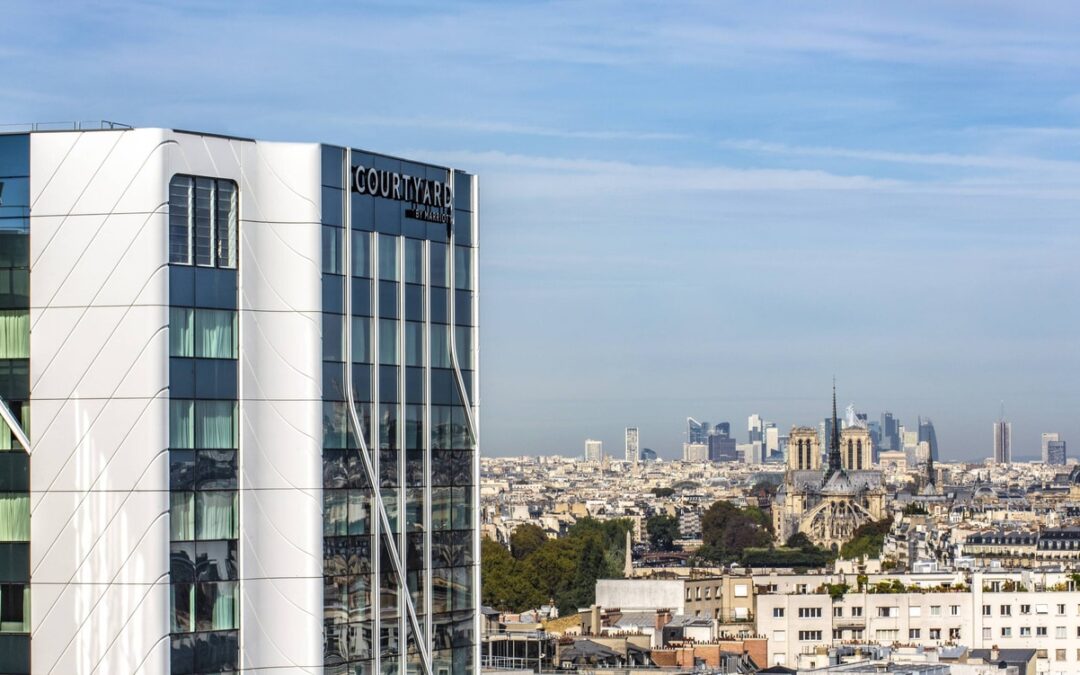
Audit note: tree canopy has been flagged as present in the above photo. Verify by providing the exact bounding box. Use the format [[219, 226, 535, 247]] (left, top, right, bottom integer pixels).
[[839, 518, 892, 560], [695, 500, 773, 563], [646, 515, 680, 551], [510, 523, 547, 560], [482, 518, 633, 616]]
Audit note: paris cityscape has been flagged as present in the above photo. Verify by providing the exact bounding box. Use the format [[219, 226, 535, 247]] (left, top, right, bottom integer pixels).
[[1, 2, 1079, 675]]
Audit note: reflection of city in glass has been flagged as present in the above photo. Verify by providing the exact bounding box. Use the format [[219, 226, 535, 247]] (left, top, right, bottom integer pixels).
[[321, 146, 479, 675], [0, 134, 30, 673], [0, 128, 478, 675]]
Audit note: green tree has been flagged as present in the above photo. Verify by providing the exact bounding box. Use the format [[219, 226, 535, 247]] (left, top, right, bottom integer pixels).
[[561, 536, 606, 615], [839, 519, 892, 560], [699, 500, 773, 563], [651, 487, 675, 498], [510, 523, 547, 560], [785, 532, 814, 550], [646, 515, 680, 551]]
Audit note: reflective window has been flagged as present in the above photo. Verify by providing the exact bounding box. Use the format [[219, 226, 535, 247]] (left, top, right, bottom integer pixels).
[[430, 242, 449, 288], [454, 247, 472, 290], [405, 322, 424, 367], [379, 319, 399, 365], [169, 175, 239, 270], [193, 310, 237, 359], [404, 238, 423, 284], [322, 226, 343, 275], [352, 318, 372, 364], [352, 231, 371, 278], [0, 582, 29, 632], [194, 401, 238, 449], [378, 234, 398, 281]]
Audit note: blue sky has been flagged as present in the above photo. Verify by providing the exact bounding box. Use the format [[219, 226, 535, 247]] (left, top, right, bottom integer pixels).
[[3, 1, 1079, 460]]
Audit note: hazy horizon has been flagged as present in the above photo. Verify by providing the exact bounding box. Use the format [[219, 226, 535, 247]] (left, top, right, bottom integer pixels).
[[2, 1, 1078, 461]]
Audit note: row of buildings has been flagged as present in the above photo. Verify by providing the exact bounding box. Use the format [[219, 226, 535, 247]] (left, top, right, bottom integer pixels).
[[585, 414, 1067, 468]]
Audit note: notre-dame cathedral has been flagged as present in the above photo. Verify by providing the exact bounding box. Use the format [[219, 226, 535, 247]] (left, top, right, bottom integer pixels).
[[772, 388, 887, 549]]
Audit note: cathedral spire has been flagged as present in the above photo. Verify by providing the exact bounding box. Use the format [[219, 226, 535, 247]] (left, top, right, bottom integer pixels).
[[826, 378, 842, 479]]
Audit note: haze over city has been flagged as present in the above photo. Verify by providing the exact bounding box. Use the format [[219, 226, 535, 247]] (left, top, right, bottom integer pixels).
[[3, 1, 1078, 459]]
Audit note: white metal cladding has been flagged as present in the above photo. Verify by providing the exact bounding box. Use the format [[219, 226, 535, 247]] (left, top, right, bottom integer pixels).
[[27, 129, 324, 673], [29, 128, 172, 675]]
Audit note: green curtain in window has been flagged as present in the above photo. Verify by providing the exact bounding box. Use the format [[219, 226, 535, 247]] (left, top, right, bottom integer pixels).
[[211, 581, 237, 630], [0, 418, 10, 451], [171, 400, 194, 449], [0, 311, 28, 359], [170, 492, 194, 541], [0, 494, 30, 542], [196, 309, 236, 359], [196, 491, 236, 540], [196, 401, 237, 449], [170, 308, 193, 357]]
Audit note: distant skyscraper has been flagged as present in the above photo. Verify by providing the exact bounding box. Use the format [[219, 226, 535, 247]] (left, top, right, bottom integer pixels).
[[625, 427, 640, 462], [640, 447, 658, 462], [748, 414, 763, 444], [765, 425, 780, 459], [687, 417, 710, 445], [708, 434, 738, 462], [683, 443, 708, 462], [584, 439, 603, 462], [820, 417, 839, 452], [993, 418, 1012, 464], [1047, 440, 1067, 466], [867, 420, 882, 460], [918, 417, 939, 461], [880, 412, 899, 451], [1043, 433, 1062, 464], [712, 421, 731, 438], [900, 426, 919, 466]]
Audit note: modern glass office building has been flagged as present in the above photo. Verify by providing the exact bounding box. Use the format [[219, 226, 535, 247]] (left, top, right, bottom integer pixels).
[[0, 125, 479, 675]]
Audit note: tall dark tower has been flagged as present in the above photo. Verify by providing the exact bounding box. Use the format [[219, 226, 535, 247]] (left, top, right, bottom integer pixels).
[[926, 443, 936, 486], [826, 381, 843, 479]]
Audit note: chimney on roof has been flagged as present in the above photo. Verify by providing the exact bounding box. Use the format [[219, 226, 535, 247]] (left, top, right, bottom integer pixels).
[[655, 608, 672, 633], [990, 645, 1000, 662]]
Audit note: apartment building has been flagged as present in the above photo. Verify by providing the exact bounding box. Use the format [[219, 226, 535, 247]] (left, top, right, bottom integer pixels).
[[757, 571, 1080, 673]]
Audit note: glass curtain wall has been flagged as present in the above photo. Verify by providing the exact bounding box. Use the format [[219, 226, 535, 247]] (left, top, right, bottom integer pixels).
[[0, 133, 30, 675], [322, 147, 477, 675], [168, 175, 240, 675]]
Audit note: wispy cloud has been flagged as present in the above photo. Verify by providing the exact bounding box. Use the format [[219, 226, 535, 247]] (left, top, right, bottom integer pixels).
[[332, 115, 689, 142], [719, 139, 1080, 174], [413, 149, 902, 192]]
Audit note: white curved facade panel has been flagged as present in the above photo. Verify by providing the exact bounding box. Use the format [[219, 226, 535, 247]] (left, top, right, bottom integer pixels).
[[29, 129, 171, 675], [233, 142, 323, 673]]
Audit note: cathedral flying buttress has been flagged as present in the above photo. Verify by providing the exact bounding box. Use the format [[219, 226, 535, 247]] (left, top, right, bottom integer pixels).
[[772, 385, 887, 549]]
